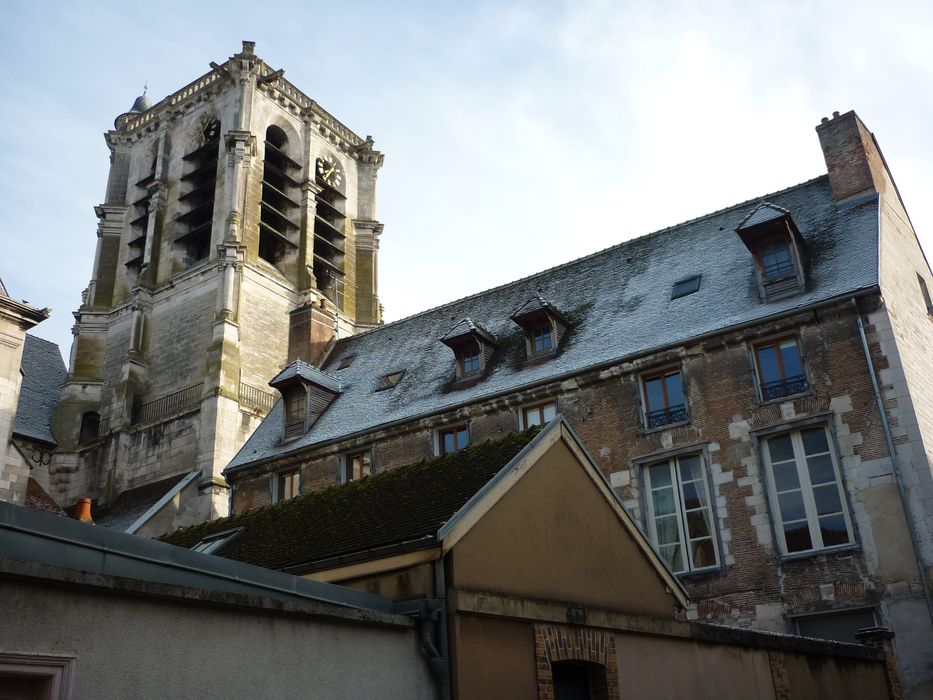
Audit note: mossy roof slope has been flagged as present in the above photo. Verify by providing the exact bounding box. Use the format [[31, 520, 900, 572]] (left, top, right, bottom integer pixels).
[[161, 428, 540, 572]]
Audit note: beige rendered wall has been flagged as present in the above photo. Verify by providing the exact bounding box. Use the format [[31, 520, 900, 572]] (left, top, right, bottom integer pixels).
[[1, 577, 435, 700], [450, 438, 677, 617], [0, 315, 28, 503], [452, 615, 537, 700], [615, 632, 775, 700], [614, 632, 889, 700]]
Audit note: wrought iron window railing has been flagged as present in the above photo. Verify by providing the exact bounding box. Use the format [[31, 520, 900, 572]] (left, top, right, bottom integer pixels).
[[131, 383, 204, 425], [761, 375, 808, 401], [647, 403, 688, 429], [239, 382, 277, 413]]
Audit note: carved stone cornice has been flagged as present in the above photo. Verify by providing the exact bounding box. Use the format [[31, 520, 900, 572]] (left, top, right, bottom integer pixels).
[[224, 130, 257, 165], [352, 219, 384, 251]]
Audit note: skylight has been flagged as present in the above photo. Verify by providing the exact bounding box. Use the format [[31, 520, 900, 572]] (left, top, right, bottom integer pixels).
[[191, 528, 241, 554], [376, 371, 404, 391], [671, 275, 701, 299]]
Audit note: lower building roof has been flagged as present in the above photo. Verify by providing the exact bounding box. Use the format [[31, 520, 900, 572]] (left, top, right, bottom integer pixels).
[[13, 334, 65, 445]]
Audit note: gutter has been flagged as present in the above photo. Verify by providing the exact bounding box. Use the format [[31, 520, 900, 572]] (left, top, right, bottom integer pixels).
[[227, 287, 881, 476], [852, 297, 933, 625]]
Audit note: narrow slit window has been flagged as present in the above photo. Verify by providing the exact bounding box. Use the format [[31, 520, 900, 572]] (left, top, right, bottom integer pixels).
[[918, 274, 933, 315]]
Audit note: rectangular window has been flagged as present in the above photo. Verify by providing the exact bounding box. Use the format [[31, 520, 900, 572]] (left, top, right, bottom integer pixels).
[[284, 389, 307, 440], [461, 351, 481, 374], [273, 468, 300, 503], [754, 337, 808, 400], [532, 326, 553, 354], [342, 450, 372, 483], [522, 401, 556, 428], [793, 608, 877, 644], [644, 454, 718, 573], [758, 239, 795, 280], [642, 369, 687, 429], [439, 425, 469, 455], [763, 426, 853, 555]]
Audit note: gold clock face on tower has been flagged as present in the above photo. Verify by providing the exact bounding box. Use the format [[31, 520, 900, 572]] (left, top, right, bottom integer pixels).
[[316, 153, 344, 189], [195, 116, 219, 148]]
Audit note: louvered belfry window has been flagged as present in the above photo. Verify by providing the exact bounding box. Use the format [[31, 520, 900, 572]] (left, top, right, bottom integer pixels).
[[178, 119, 220, 265], [259, 125, 301, 270]]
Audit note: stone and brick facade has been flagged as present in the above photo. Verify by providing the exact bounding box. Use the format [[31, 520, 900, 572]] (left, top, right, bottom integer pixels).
[[224, 111, 933, 696]]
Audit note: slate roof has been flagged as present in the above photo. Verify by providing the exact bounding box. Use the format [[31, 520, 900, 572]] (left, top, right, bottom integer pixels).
[[92, 471, 193, 531], [13, 335, 66, 445], [25, 478, 66, 517], [228, 176, 880, 472], [737, 202, 791, 230], [163, 428, 540, 572]]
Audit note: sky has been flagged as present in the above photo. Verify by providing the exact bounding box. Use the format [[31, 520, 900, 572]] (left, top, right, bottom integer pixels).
[[2, 0, 932, 361]]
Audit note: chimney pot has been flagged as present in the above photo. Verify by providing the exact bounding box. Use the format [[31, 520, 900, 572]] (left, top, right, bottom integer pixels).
[[833, 111, 840, 118], [821, 117, 829, 124], [75, 497, 94, 523]]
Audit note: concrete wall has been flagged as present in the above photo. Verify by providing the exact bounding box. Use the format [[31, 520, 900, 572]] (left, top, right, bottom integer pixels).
[[0, 576, 434, 700]]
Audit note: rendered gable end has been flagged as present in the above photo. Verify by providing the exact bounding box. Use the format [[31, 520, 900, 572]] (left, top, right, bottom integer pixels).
[[447, 425, 683, 617]]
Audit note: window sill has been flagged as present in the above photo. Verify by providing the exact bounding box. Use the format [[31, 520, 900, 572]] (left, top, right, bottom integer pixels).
[[756, 388, 813, 407], [641, 419, 690, 436], [676, 564, 726, 582], [778, 543, 860, 564]]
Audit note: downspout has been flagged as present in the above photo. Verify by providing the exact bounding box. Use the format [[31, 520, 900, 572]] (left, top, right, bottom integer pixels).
[[433, 558, 452, 700], [852, 297, 933, 625]]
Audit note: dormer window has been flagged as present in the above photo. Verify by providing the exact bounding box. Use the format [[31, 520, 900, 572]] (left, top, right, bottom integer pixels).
[[283, 386, 308, 440], [759, 240, 795, 280], [511, 294, 568, 362], [532, 326, 553, 354], [440, 318, 496, 381], [735, 203, 807, 302], [269, 360, 341, 443]]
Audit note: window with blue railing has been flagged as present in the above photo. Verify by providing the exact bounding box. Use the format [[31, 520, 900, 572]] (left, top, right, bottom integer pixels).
[[754, 337, 808, 401], [642, 369, 688, 429]]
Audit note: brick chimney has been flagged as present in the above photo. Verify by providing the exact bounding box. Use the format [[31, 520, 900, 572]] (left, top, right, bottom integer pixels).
[[288, 299, 337, 366], [816, 110, 888, 201]]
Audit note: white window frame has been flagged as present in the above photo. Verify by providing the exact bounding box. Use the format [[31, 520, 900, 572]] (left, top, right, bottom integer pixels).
[[761, 426, 854, 556], [520, 400, 557, 429], [341, 449, 373, 484], [271, 468, 300, 504], [642, 453, 719, 574]]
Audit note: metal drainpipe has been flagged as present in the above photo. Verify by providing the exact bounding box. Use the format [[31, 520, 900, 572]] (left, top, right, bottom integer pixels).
[[434, 559, 452, 700], [852, 297, 933, 625]]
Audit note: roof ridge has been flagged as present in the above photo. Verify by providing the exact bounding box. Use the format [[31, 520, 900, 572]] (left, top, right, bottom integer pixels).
[[347, 174, 828, 342]]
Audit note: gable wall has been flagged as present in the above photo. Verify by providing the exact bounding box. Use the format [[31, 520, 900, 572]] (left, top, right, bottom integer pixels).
[[449, 438, 677, 616]]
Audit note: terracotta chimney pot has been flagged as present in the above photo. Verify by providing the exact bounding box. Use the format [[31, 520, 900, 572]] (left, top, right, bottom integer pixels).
[[75, 497, 94, 523]]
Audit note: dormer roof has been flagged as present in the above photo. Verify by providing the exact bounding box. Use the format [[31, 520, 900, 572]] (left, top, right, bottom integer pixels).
[[440, 317, 497, 348], [269, 360, 341, 394], [511, 293, 569, 326], [735, 202, 806, 251]]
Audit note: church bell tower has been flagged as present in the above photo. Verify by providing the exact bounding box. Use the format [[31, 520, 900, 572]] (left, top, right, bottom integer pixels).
[[50, 42, 384, 528]]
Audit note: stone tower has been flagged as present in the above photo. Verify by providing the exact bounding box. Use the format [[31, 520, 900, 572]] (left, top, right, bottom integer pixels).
[[49, 42, 384, 526]]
